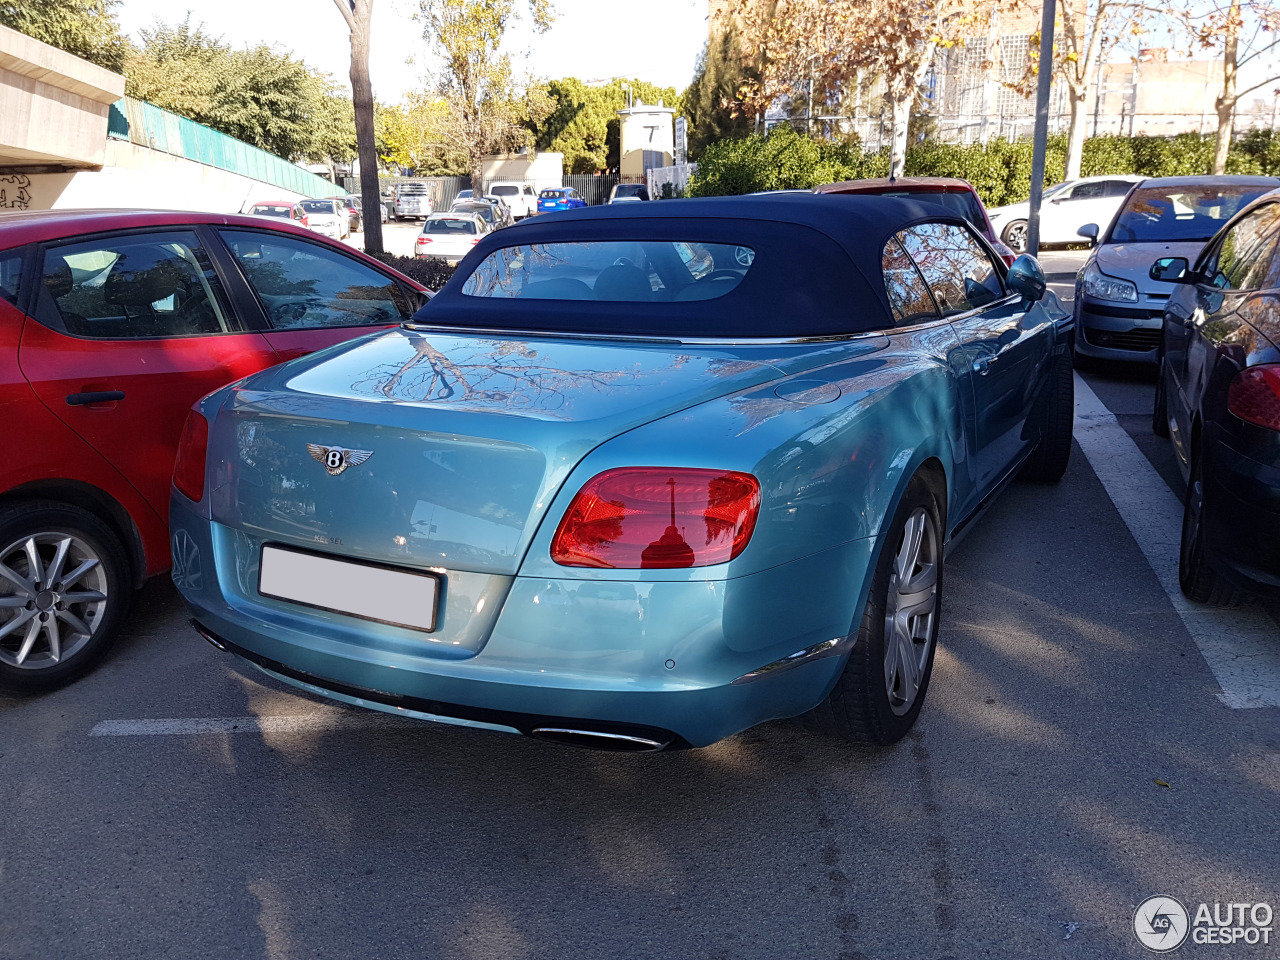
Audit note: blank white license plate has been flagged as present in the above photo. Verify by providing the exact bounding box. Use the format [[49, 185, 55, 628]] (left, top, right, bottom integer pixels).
[[259, 546, 438, 632]]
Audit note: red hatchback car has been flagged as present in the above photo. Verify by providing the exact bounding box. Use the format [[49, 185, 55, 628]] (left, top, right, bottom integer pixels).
[[815, 177, 1018, 266], [0, 209, 427, 692]]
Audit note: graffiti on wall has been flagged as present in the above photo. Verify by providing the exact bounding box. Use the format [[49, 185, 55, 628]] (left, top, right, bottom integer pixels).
[[0, 174, 33, 210]]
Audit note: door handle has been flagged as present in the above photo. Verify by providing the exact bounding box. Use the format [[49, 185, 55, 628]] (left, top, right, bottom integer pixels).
[[66, 391, 125, 406], [972, 356, 994, 375]]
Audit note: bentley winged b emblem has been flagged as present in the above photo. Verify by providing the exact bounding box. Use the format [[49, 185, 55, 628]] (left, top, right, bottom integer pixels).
[[307, 443, 373, 476]]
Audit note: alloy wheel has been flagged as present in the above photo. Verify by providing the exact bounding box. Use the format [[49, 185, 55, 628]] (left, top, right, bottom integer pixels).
[[883, 507, 939, 716], [0, 531, 109, 670]]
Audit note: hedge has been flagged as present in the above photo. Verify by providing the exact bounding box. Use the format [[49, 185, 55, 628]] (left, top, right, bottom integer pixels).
[[689, 127, 1280, 207], [366, 252, 456, 292]]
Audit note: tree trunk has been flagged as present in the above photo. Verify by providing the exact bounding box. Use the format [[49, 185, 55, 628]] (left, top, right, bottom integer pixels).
[[1063, 85, 1088, 180], [889, 96, 910, 178], [348, 1, 384, 254], [1213, 0, 1240, 175]]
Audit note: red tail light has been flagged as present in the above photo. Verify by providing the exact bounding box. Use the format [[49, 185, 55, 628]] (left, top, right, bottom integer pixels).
[[1228, 364, 1280, 431], [470, 237, 481, 245], [173, 410, 209, 502], [550, 468, 760, 569]]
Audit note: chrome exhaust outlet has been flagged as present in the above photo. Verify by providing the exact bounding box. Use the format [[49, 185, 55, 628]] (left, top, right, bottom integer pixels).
[[530, 727, 670, 752], [190, 619, 228, 652]]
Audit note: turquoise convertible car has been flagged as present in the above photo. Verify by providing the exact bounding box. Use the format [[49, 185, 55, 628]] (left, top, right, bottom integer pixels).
[[171, 195, 1072, 750]]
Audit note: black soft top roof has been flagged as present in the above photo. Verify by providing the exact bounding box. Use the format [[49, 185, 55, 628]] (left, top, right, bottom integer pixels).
[[413, 194, 967, 338]]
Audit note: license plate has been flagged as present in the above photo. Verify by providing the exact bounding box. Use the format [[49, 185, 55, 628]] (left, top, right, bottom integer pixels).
[[258, 545, 438, 632]]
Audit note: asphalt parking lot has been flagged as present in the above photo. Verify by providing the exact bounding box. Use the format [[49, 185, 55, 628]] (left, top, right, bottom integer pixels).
[[2, 249, 1277, 960]]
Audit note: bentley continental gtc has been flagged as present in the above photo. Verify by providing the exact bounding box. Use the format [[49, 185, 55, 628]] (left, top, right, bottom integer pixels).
[[171, 195, 1073, 751]]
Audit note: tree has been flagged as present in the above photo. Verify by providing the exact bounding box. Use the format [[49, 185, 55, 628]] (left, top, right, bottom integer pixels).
[[534, 78, 683, 172], [0, 0, 128, 72], [376, 94, 469, 174], [127, 19, 342, 163], [416, 0, 555, 190], [331, 0, 383, 255], [1181, 0, 1280, 174], [683, 23, 757, 158], [1017, 0, 1148, 180]]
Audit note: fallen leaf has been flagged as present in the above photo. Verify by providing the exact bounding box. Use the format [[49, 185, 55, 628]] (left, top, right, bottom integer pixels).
[[1155, 779, 1172, 789]]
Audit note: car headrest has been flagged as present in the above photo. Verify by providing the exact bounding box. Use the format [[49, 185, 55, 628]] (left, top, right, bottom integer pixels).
[[593, 264, 650, 301], [103, 250, 188, 307], [521, 278, 593, 300], [43, 258, 74, 299]]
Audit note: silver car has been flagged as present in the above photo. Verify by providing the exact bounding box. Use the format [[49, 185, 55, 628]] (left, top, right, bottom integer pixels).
[[1073, 175, 1280, 364]]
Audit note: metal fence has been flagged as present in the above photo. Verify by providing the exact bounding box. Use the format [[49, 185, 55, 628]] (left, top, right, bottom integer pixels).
[[346, 174, 626, 208]]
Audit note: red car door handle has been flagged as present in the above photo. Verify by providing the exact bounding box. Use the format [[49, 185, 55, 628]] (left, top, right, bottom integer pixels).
[[66, 390, 125, 406]]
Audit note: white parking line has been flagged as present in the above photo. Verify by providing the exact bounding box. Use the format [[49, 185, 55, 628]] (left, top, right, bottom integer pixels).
[[1073, 373, 1280, 708], [90, 714, 399, 737]]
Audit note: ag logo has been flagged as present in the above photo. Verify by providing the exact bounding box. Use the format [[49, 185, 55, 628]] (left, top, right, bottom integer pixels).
[[1135, 896, 1190, 952], [307, 443, 373, 477]]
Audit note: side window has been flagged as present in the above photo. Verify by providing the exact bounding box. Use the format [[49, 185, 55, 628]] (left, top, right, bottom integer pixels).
[[0, 252, 22, 307], [1210, 204, 1280, 291], [1068, 181, 1106, 201], [34, 231, 232, 339], [220, 229, 411, 329], [1105, 180, 1136, 198], [896, 222, 1005, 316], [882, 237, 939, 325]]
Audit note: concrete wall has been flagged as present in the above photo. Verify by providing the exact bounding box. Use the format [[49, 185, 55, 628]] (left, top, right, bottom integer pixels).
[[17, 139, 324, 214], [0, 25, 124, 169], [480, 152, 564, 191]]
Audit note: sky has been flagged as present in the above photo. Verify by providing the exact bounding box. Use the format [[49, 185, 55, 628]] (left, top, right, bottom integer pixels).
[[115, 0, 711, 102]]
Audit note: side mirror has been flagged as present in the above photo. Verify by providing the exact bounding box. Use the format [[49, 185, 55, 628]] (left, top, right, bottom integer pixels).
[[1150, 257, 1191, 283], [1007, 254, 1046, 303], [1077, 223, 1099, 246]]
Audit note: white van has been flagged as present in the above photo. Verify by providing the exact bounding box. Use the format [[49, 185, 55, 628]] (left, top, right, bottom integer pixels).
[[393, 182, 433, 220], [487, 182, 538, 219]]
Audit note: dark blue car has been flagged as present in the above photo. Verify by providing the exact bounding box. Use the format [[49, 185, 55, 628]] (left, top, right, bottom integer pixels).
[[1153, 189, 1280, 603], [537, 187, 587, 213]]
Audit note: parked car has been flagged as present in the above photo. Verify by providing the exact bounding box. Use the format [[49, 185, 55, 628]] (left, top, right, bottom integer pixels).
[[380, 187, 397, 221], [299, 198, 349, 240], [246, 200, 310, 229], [339, 196, 361, 234], [455, 189, 474, 202], [1073, 175, 1279, 365], [172, 194, 1073, 751], [1151, 189, 1280, 604], [350, 195, 386, 226], [414, 212, 490, 263], [814, 177, 1017, 265], [0, 209, 427, 692], [449, 200, 501, 231], [608, 183, 650, 203], [394, 181, 433, 220], [986, 175, 1145, 254], [488, 182, 538, 219], [480, 196, 516, 228], [538, 187, 588, 213]]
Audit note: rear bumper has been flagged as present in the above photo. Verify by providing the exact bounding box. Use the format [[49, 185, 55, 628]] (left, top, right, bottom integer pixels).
[[170, 498, 872, 748], [1074, 298, 1163, 363], [1202, 430, 1280, 594]]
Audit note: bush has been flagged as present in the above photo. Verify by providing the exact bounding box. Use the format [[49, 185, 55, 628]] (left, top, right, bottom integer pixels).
[[691, 127, 1270, 207], [366, 252, 456, 292]]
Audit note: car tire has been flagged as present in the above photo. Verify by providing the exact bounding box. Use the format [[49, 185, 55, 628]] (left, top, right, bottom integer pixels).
[[1179, 447, 1243, 606], [1002, 220, 1029, 255], [1020, 351, 1074, 481], [806, 475, 942, 745], [1152, 356, 1170, 438], [0, 502, 130, 694]]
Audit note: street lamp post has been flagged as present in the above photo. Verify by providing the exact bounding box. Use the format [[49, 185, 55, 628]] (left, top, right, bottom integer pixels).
[[1027, 0, 1057, 258]]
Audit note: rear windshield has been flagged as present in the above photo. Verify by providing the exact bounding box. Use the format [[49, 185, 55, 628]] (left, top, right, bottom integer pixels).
[[424, 218, 478, 235], [877, 190, 987, 229], [398, 183, 429, 194], [252, 204, 293, 217], [462, 241, 752, 302], [540, 190, 565, 198], [614, 185, 645, 197], [491, 185, 519, 196], [300, 200, 336, 214], [1110, 184, 1276, 243]]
